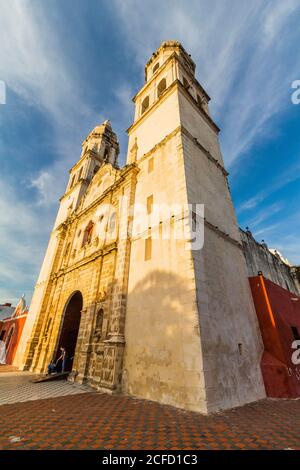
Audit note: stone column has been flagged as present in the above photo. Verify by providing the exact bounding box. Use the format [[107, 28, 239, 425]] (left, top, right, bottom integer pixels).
[[22, 226, 67, 371], [100, 168, 138, 392], [74, 304, 96, 384]]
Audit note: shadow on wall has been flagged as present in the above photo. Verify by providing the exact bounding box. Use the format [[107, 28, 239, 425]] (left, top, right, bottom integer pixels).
[[122, 269, 204, 411]]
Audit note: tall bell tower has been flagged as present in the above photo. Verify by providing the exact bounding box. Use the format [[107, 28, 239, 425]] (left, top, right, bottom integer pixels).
[[123, 41, 265, 413]]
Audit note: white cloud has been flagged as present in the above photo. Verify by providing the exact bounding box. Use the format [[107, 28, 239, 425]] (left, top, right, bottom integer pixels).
[[252, 223, 281, 238], [251, 209, 300, 265], [0, 176, 53, 304], [0, 0, 101, 205], [29, 171, 58, 207], [0, 0, 89, 301], [0, 0, 299, 304], [237, 160, 300, 214], [246, 202, 284, 229], [263, 0, 299, 44], [0, 0, 93, 127], [238, 195, 265, 213]]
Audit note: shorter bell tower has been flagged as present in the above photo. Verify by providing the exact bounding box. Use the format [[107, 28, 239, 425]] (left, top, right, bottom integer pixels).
[[14, 120, 120, 370]]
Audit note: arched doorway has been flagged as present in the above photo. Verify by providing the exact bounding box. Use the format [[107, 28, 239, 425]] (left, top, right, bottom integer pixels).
[[56, 291, 83, 372]]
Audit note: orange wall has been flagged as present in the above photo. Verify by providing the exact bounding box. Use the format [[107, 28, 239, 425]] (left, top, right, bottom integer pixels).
[[0, 315, 27, 364], [249, 275, 300, 398]]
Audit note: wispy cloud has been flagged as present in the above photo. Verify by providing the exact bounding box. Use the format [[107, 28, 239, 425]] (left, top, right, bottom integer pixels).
[[0, 0, 299, 303], [0, 0, 94, 127], [0, 0, 102, 205], [112, 0, 300, 166], [237, 160, 300, 214], [0, 176, 52, 304], [253, 223, 281, 238], [0, 0, 98, 302], [246, 203, 284, 229], [250, 209, 300, 264]]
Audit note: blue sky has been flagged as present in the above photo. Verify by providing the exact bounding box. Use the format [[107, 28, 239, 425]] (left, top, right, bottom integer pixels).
[[0, 0, 299, 304]]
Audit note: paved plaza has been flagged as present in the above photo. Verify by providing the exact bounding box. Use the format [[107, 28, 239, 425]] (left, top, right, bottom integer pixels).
[[0, 371, 91, 406], [0, 366, 299, 450]]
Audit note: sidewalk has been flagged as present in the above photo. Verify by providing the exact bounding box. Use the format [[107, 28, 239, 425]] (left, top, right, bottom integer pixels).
[[0, 376, 299, 450], [0, 369, 92, 406]]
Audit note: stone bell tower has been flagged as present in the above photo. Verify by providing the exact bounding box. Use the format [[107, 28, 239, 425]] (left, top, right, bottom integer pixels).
[[123, 41, 265, 413], [14, 120, 120, 370]]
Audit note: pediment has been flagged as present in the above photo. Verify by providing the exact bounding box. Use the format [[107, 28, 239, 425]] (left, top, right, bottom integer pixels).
[[79, 163, 120, 211]]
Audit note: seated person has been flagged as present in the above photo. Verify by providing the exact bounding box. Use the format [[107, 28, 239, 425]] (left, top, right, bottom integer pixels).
[[47, 347, 67, 374]]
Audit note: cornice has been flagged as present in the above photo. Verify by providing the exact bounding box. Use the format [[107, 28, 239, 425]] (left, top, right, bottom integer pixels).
[[133, 52, 177, 102], [137, 126, 182, 165], [181, 126, 228, 176], [133, 51, 210, 105], [69, 149, 103, 174], [135, 124, 227, 179], [55, 163, 139, 232], [177, 80, 220, 133], [204, 218, 242, 250], [59, 178, 89, 202], [127, 79, 219, 136], [51, 242, 118, 280]]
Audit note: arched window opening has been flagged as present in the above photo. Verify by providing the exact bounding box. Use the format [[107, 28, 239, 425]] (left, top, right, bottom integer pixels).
[[93, 165, 100, 175], [152, 62, 160, 74], [78, 167, 83, 181], [157, 78, 167, 98], [141, 96, 149, 115], [104, 147, 110, 161], [95, 308, 104, 334], [82, 221, 94, 246]]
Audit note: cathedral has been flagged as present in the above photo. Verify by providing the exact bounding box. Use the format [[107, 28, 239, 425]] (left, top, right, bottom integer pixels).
[[14, 41, 280, 413]]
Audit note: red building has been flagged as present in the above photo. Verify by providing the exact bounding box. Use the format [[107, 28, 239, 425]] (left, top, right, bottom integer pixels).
[[249, 274, 300, 398], [0, 295, 28, 365]]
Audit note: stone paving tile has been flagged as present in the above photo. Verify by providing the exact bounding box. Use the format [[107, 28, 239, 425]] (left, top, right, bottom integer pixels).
[[0, 374, 91, 405], [1, 390, 300, 450]]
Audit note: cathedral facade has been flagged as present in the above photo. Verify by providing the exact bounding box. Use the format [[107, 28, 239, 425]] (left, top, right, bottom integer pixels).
[[14, 41, 266, 413]]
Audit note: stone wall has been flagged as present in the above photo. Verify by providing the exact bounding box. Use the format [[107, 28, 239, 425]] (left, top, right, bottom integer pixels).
[[179, 109, 266, 412], [124, 130, 206, 412], [240, 229, 300, 296]]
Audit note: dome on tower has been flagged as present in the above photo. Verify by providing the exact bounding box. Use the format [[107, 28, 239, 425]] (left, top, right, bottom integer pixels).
[[91, 120, 112, 135]]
